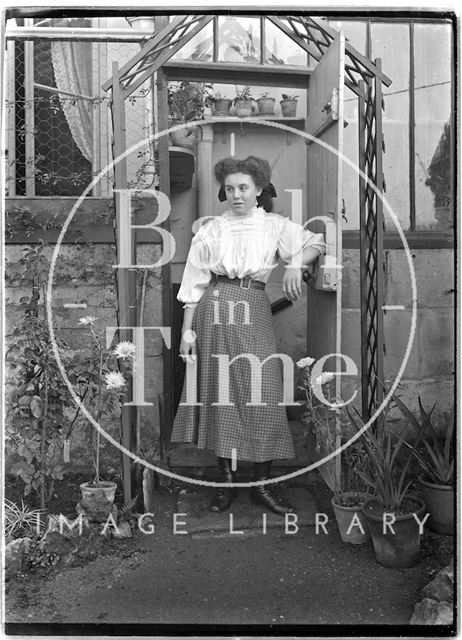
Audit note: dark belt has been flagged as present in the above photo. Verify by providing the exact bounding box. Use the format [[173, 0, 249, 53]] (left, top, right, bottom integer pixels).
[[212, 274, 266, 291]]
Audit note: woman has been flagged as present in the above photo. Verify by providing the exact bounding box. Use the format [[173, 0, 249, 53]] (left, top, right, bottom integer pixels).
[[171, 156, 325, 515]]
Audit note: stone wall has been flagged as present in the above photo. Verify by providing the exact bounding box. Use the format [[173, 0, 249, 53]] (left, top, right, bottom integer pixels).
[[5, 198, 164, 474]]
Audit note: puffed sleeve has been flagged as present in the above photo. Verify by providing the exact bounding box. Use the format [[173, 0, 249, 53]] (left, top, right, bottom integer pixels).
[[277, 218, 326, 268], [177, 224, 212, 309]]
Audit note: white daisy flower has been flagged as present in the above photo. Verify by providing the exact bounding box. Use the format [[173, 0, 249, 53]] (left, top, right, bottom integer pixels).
[[314, 372, 336, 386], [78, 315, 97, 326], [296, 356, 316, 369], [104, 371, 126, 389], [113, 341, 136, 360]]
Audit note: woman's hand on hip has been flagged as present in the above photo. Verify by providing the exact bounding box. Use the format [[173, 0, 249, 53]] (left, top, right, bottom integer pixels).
[[180, 332, 197, 364], [282, 267, 302, 301]]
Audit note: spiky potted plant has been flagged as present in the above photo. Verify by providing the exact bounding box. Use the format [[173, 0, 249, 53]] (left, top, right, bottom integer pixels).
[[347, 401, 428, 568], [396, 397, 454, 535], [71, 316, 135, 520]]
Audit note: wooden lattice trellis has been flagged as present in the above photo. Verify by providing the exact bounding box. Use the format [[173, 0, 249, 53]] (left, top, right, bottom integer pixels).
[[102, 14, 392, 500]]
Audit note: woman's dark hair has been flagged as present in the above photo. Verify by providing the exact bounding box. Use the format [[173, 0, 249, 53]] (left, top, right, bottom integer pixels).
[[214, 156, 274, 211]]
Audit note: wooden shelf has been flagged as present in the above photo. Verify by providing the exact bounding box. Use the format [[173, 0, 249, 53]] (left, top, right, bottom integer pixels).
[[202, 116, 305, 125]]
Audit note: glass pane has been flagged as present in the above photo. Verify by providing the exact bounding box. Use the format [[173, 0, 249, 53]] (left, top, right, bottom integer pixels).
[[372, 23, 410, 230], [327, 20, 367, 54], [264, 19, 308, 65], [342, 87, 361, 230], [414, 22, 452, 230], [218, 16, 262, 64], [172, 20, 214, 62]]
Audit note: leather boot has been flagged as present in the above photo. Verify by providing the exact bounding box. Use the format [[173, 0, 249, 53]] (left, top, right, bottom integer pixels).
[[209, 457, 238, 512], [251, 460, 296, 515]]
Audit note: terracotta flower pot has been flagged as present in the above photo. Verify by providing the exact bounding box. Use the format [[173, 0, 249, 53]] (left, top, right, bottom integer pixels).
[[169, 123, 197, 149], [331, 492, 371, 545], [213, 99, 232, 116], [280, 99, 298, 117], [361, 495, 426, 568], [256, 97, 275, 115], [234, 98, 253, 118], [80, 481, 117, 520], [419, 474, 454, 535]]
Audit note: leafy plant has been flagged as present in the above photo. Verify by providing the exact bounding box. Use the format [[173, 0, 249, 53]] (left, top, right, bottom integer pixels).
[[297, 356, 366, 497], [4, 499, 44, 542], [25, 538, 60, 571], [281, 94, 299, 101], [6, 243, 75, 509], [425, 120, 452, 208], [68, 317, 135, 486], [234, 86, 254, 102], [168, 81, 211, 122], [346, 403, 428, 512], [394, 396, 454, 486]]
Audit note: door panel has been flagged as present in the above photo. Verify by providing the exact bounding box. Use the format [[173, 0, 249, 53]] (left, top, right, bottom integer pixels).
[[305, 33, 345, 488]]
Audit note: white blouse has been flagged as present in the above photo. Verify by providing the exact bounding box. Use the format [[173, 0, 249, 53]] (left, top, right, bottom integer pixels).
[[177, 206, 326, 308]]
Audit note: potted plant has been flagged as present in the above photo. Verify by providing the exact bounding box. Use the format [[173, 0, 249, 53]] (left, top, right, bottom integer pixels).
[[207, 90, 233, 117], [280, 93, 299, 117], [346, 402, 428, 568], [256, 92, 276, 116], [234, 86, 255, 118], [70, 316, 135, 520], [297, 357, 370, 545], [167, 81, 208, 148], [395, 396, 454, 535]]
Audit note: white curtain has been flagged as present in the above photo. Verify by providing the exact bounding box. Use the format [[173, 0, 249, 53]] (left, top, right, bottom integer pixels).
[[50, 40, 93, 163]]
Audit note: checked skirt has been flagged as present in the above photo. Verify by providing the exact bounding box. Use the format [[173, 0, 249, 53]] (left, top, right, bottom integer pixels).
[[170, 279, 295, 462]]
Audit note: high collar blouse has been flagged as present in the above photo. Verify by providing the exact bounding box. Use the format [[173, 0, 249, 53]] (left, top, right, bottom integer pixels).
[[177, 206, 326, 308]]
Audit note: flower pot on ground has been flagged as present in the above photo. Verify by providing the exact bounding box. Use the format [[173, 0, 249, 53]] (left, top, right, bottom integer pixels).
[[346, 392, 430, 568], [362, 495, 425, 568], [419, 474, 454, 535], [331, 492, 371, 545], [394, 395, 454, 536], [280, 94, 298, 117], [80, 480, 117, 519], [256, 94, 276, 116]]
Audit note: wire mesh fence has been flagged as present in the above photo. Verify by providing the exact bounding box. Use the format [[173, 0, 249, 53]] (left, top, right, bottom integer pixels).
[[5, 34, 155, 197]]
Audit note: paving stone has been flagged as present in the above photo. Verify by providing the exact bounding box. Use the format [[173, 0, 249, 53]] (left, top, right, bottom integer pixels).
[[410, 598, 453, 625], [175, 487, 317, 536]]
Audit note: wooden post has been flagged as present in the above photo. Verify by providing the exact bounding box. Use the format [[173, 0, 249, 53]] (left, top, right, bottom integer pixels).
[[156, 65, 174, 450], [24, 18, 35, 196], [112, 61, 136, 505]]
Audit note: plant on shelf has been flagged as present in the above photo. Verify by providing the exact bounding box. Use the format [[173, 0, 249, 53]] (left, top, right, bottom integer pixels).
[[167, 81, 211, 148], [395, 395, 454, 536], [280, 93, 299, 117], [256, 92, 276, 116], [206, 89, 233, 117], [68, 315, 135, 519], [234, 86, 256, 117], [346, 397, 429, 568], [297, 357, 370, 545]]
